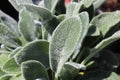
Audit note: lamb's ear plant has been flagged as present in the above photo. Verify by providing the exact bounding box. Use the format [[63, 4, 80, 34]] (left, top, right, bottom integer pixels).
[[0, 0, 120, 80]]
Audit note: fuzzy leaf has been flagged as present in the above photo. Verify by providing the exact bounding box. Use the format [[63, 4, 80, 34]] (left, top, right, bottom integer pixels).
[[21, 60, 49, 80], [10, 75, 25, 80], [15, 40, 49, 68], [0, 24, 19, 48], [0, 54, 9, 68], [8, 0, 21, 11], [82, 30, 120, 64], [19, 8, 37, 41], [9, 47, 22, 58], [93, 0, 105, 10], [8, 0, 33, 11], [72, 12, 89, 59], [66, 2, 82, 18], [0, 69, 5, 77], [2, 58, 20, 74], [64, 62, 86, 76], [50, 16, 82, 77], [105, 72, 120, 80], [0, 74, 12, 80], [0, 10, 19, 36], [44, 0, 60, 12], [25, 4, 59, 34], [16, 0, 33, 5], [81, 0, 94, 8], [91, 11, 120, 36]]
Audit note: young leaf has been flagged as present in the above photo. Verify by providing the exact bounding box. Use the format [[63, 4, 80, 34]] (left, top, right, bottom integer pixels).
[[49, 16, 82, 77], [91, 11, 120, 36], [19, 8, 37, 41], [0, 24, 19, 48], [81, 30, 120, 64], [66, 2, 82, 18], [44, 0, 60, 12], [2, 58, 20, 74], [21, 60, 49, 80], [15, 40, 49, 68], [25, 4, 59, 34], [72, 12, 89, 59], [0, 10, 19, 36], [81, 0, 94, 8]]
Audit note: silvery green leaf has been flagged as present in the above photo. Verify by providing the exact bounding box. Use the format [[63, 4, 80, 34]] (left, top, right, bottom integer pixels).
[[8, 0, 22, 11], [8, 0, 33, 11], [0, 69, 5, 77], [72, 12, 89, 59], [25, 4, 59, 34], [66, 2, 82, 18], [81, 30, 120, 64], [81, 0, 94, 8], [15, 40, 49, 68], [9, 47, 22, 58], [21, 60, 49, 80], [44, 0, 60, 12], [0, 54, 9, 68], [19, 8, 37, 41], [105, 72, 120, 80], [91, 11, 120, 36], [2, 58, 20, 74], [64, 62, 86, 76], [93, 0, 105, 10], [49, 16, 82, 77], [10, 75, 25, 80], [16, 0, 33, 5], [0, 24, 20, 48], [0, 74, 12, 80], [0, 10, 19, 36]]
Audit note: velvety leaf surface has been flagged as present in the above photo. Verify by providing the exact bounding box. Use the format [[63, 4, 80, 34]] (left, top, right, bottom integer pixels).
[[91, 11, 120, 36], [81, 0, 94, 8], [0, 23, 19, 48], [66, 2, 82, 18], [64, 62, 86, 76], [2, 58, 20, 74], [0, 54, 9, 68], [0, 74, 12, 80], [25, 4, 59, 34], [72, 12, 89, 59], [0, 10, 19, 36], [15, 40, 49, 68], [19, 8, 37, 41], [10, 75, 25, 80], [44, 0, 60, 12], [8, 0, 22, 11], [50, 16, 82, 77], [0, 69, 5, 77], [21, 60, 49, 80]]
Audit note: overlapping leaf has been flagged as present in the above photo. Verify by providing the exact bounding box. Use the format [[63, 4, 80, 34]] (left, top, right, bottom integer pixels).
[[21, 60, 49, 80], [50, 16, 82, 77], [15, 40, 49, 68], [19, 8, 37, 41]]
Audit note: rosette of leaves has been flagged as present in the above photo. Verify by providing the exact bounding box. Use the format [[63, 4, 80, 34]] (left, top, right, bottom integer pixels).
[[0, 0, 120, 80]]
